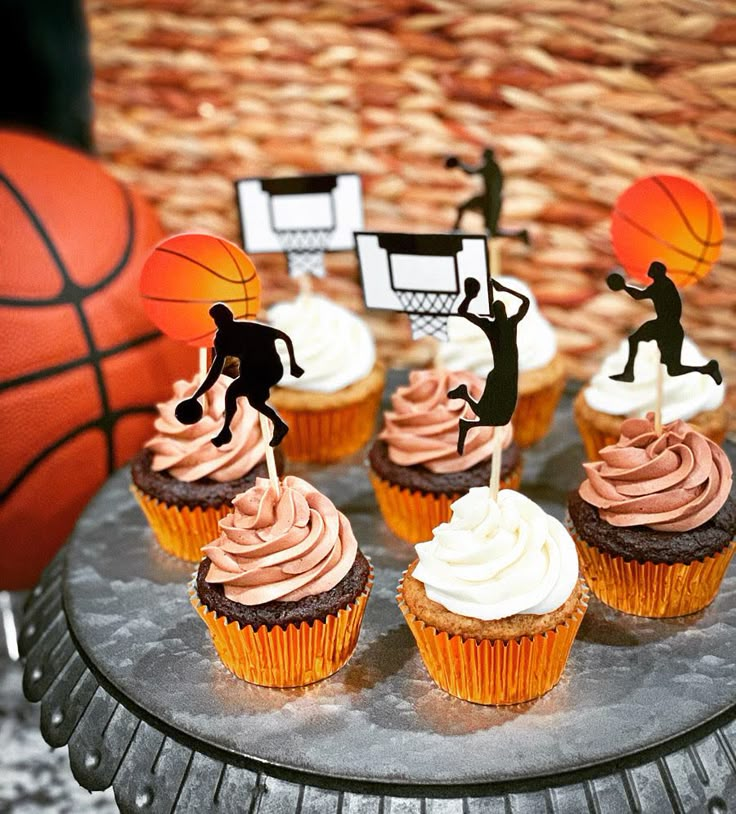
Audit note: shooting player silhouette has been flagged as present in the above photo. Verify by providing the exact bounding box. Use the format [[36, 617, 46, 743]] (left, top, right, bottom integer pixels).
[[445, 147, 530, 245], [607, 261, 721, 385], [175, 302, 304, 448], [447, 277, 530, 455]]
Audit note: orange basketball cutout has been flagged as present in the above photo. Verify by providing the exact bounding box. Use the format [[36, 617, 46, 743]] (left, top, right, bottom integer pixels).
[[0, 129, 192, 589], [140, 233, 261, 346], [610, 175, 723, 288]]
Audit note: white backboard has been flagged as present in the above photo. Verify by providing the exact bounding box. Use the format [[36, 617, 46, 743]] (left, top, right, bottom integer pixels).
[[356, 232, 492, 318], [236, 173, 364, 254]]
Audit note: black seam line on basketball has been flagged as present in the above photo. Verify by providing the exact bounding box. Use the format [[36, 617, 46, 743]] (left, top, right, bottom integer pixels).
[[185, 311, 251, 343], [690, 197, 713, 278], [154, 246, 254, 285], [0, 331, 162, 395], [651, 176, 720, 247], [140, 294, 259, 305], [0, 406, 156, 503], [218, 237, 256, 310], [613, 208, 722, 263], [0, 173, 136, 476]]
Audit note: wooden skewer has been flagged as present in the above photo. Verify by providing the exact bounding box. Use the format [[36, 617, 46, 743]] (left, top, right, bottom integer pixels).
[[259, 413, 281, 497], [489, 425, 504, 500], [654, 347, 664, 434]]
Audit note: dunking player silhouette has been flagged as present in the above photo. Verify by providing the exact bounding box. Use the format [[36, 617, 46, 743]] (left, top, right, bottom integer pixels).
[[607, 261, 721, 385], [175, 303, 304, 448], [447, 277, 530, 454], [445, 147, 530, 245]]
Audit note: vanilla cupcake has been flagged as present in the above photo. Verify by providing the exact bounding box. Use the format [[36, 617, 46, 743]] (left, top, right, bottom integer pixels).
[[267, 294, 385, 462], [131, 375, 276, 561], [369, 368, 522, 543], [436, 275, 566, 447], [398, 488, 588, 705], [575, 337, 726, 461]]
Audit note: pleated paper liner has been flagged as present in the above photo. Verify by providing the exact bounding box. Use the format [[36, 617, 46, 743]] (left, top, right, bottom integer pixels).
[[131, 485, 231, 562], [190, 564, 374, 687], [370, 464, 523, 544], [514, 355, 567, 448], [397, 574, 589, 705], [567, 517, 736, 618], [272, 381, 384, 464]]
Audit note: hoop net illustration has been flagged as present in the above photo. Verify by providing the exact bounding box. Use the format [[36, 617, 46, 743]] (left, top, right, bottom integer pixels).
[[274, 226, 335, 277]]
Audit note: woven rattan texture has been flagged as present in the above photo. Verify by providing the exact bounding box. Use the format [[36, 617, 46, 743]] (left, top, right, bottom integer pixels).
[[87, 0, 736, 428]]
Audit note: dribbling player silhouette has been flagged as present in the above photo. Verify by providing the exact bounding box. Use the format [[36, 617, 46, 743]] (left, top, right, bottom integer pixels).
[[447, 277, 530, 454], [445, 147, 530, 245], [175, 303, 304, 448], [607, 261, 721, 385]]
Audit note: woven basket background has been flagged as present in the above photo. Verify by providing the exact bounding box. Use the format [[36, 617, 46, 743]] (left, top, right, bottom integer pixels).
[[87, 0, 736, 429]]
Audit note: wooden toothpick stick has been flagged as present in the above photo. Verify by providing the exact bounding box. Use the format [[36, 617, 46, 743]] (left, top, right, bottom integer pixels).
[[259, 413, 281, 497], [655, 347, 664, 434], [489, 425, 504, 500]]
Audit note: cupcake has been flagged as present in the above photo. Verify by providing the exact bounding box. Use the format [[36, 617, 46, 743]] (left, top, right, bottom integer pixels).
[[369, 368, 523, 544], [398, 487, 587, 705], [436, 275, 566, 447], [267, 294, 385, 462], [567, 414, 735, 618], [131, 374, 277, 562], [191, 475, 373, 687], [574, 337, 726, 462]]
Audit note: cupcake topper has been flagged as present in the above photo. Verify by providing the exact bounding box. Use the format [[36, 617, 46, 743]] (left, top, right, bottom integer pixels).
[[608, 175, 724, 434], [235, 173, 363, 296]]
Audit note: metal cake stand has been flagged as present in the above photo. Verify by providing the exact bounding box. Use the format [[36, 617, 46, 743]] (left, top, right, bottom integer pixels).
[[21, 379, 736, 813]]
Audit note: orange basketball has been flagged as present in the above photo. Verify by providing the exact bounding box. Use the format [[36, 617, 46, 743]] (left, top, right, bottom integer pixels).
[[0, 130, 193, 589], [610, 174, 723, 288], [139, 233, 261, 346]]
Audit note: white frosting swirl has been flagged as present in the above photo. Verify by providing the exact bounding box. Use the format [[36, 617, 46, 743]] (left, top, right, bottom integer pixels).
[[437, 275, 557, 375], [584, 337, 725, 424], [413, 488, 579, 621], [268, 294, 376, 393]]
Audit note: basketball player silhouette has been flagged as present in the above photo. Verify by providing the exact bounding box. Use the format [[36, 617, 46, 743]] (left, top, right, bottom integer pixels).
[[607, 261, 721, 385], [175, 303, 304, 448], [447, 277, 530, 454], [445, 147, 530, 245]]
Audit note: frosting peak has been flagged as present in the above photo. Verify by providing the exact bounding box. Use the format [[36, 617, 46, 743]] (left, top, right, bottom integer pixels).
[[380, 369, 512, 473], [203, 476, 357, 605], [579, 414, 732, 532], [146, 375, 265, 482], [413, 488, 579, 620]]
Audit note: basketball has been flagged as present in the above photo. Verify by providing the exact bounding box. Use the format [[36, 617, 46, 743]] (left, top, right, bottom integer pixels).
[[139, 233, 261, 346], [606, 272, 625, 291], [0, 130, 193, 589], [175, 398, 203, 425], [610, 174, 723, 288]]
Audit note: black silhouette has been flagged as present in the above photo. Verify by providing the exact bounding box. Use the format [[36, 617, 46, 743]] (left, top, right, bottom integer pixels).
[[607, 262, 721, 385], [447, 277, 530, 454], [445, 148, 530, 245], [175, 303, 304, 448]]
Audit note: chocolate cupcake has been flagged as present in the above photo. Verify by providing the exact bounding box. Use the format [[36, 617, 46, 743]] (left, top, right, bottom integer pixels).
[[131, 374, 278, 562], [369, 368, 522, 543], [191, 475, 373, 687], [567, 414, 735, 617]]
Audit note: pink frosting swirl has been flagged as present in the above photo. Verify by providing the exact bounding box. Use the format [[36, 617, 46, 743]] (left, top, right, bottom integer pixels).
[[202, 476, 358, 605], [146, 375, 265, 483], [579, 414, 732, 532], [379, 369, 513, 474]]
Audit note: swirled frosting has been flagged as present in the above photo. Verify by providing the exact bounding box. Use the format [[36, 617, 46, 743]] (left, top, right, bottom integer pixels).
[[268, 294, 376, 393], [413, 488, 579, 620], [146, 375, 265, 482], [579, 414, 733, 532], [202, 476, 358, 605], [379, 369, 513, 473], [437, 275, 557, 375], [584, 337, 725, 423]]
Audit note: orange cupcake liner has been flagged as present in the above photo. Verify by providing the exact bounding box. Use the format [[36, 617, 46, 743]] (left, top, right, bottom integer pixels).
[[190, 564, 374, 687], [567, 518, 736, 618], [131, 485, 230, 562], [397, 574, 589, 705], [370, 464, 523, 544], [275, 386, 383, 463], [514, 375, 566, 448], [573, 419, 619, 464]]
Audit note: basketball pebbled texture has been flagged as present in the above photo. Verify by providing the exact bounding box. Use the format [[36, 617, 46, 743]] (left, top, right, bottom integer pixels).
[[0, 129, 193, 589], [610, 174, 723, 288]]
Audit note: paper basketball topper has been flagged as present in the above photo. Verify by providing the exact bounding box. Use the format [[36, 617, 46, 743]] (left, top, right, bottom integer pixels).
[[139, 233, 261, 346], [610, 175, 723, 288]]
